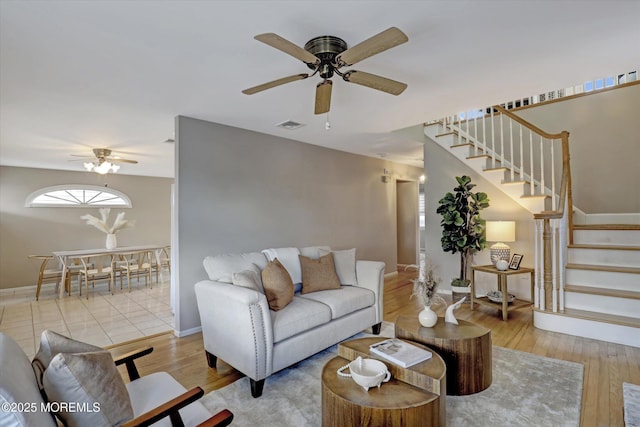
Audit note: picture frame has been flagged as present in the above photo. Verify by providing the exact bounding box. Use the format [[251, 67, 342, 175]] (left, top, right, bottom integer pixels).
[[509, 254, 523, 270]]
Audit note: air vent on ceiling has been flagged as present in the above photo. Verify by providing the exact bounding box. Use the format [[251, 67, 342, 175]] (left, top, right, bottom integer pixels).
[[276, 120, 305, 130]]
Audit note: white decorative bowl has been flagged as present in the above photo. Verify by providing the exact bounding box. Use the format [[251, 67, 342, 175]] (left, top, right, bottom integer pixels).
[[341, 357, 391, 391]]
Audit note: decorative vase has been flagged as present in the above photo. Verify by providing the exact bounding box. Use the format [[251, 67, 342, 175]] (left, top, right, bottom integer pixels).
[[105, 233, 117, 250], [418, 305, 438, 327]]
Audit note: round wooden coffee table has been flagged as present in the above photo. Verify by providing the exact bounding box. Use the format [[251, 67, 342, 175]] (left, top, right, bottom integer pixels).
[[395, 315, 492, 395], [322, 337, 446, 427]]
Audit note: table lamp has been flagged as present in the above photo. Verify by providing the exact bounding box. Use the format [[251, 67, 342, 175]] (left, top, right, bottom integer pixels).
[[485, 221, 516, 266]]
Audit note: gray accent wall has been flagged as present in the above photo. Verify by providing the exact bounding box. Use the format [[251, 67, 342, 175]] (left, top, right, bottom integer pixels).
[[175, 116, 423, 333], [0, 166, 172, 289]]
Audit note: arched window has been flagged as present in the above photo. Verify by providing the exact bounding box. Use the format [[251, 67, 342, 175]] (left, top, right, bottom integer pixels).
[[26, 185, 132, 208]]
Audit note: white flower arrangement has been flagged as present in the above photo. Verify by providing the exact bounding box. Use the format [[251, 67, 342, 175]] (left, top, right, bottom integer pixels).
[[409, 259, 445, 308], [80, 208, 134, 234]]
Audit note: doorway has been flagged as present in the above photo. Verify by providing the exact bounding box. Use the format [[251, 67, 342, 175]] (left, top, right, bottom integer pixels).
[[396, 180, 419, 267]]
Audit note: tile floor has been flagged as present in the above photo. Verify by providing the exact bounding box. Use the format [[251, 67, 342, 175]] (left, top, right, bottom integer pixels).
[[0, 274, 174, 359]]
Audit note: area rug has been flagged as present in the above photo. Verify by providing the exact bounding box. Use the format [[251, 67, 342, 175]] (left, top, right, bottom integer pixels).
[[201, 323, 583, 426], [624, 382, 640, 427]]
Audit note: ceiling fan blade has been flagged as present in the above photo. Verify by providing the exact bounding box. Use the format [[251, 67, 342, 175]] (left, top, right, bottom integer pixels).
[[315, 80, 332, 115], [343, 70, 407, 95], [109, 158, 138, 164], [254, 33, 320, 65], [335, 27, 408, 67], [242, 73, 309, 95]]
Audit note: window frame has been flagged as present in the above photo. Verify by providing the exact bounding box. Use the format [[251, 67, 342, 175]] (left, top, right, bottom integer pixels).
[[25, 185, 132, 208]]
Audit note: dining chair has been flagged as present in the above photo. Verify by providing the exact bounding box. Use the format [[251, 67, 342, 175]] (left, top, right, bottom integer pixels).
[[117, 250, 153, 292], [29, 255, 68, 301], [78, 254, 115, 298], [151, 245, 171, 284]]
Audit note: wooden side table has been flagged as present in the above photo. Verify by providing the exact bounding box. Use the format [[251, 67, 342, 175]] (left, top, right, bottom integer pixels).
[[322, 337, 447, 427], [470, 264, 535, 320], [395, 315, 492, 395]]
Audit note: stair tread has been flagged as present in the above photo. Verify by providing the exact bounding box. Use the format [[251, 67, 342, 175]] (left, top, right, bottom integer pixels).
[[466, 154, 490, 160], [574, 224, 640, 231], [555, 307, 640, 328], [569, 243, 640, 251], [564, 284, 640, 300], [566, 263, 640, 274]]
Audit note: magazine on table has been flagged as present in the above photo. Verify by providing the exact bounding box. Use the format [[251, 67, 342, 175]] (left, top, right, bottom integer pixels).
[[369, 338, 432, 368]]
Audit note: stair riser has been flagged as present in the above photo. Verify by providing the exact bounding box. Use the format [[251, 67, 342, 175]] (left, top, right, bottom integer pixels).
[[564, 292, 640, 319], [534, 311, 640, 348], [573, 229, 640, 245], [567, 248, 640, 267], [566, 269, 639, 290]]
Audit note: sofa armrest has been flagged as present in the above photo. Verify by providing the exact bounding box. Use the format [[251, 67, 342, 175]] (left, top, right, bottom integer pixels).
[[194, 280, 274, 381], [355, 260, 385, 324]]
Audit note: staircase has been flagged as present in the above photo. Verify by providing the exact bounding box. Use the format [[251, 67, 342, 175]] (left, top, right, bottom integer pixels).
[[423, 106, 640, 348]]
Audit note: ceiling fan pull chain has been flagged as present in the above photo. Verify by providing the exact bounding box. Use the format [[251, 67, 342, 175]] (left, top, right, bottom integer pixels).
[[325, 112, 331, 131]]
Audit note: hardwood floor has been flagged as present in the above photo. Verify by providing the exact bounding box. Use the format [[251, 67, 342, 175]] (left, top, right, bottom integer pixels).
[[109, 269, 640, 427]]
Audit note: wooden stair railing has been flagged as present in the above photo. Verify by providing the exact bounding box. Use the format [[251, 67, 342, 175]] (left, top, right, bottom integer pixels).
[[434, 104, 573, 314]]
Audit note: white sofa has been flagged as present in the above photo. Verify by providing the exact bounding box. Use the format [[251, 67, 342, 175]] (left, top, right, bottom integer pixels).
[[194, 246, 385, 398]]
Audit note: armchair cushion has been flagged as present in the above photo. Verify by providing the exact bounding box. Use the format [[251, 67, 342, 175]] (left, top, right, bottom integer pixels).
[[32, 329, 101, 390], [319, 248, 357, 285], [43, 350, 133, 427], [299, 253, 341, 294], [231, 263, 264, 294], [126, 372, 213, 427], [261, 258, 294, 311]]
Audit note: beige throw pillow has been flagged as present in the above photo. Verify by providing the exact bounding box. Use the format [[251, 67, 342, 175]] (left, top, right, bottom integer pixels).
[[43, 351, 133, 427], [261, 258, 294, 311], [299, 253, 341, 294], [32, 330, 102, 391]]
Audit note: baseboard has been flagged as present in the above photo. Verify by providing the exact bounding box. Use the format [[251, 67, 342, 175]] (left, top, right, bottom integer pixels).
[[174, 325, 202, 337]]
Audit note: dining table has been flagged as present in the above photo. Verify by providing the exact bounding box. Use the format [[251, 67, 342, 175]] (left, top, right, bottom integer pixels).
[[52, 244, 168, 298]]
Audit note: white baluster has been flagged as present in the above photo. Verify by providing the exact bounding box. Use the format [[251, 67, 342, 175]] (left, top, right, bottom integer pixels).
[[509, 119, 514, 181], [529, 130, 534, 195], [482, 108, 487, 160], [519, 124, 524, 183], [473, 113, 478, 156], [500, 112, 505, 166], [551, 139, 556, 210], [491, 108, 496, 169], [534, 219, 540, 308], [540, 136, 545, 197], [552, 219, 558, 312]]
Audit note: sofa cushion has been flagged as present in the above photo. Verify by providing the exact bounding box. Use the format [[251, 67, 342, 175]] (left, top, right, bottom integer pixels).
[[43, 350, 133, 427], [261, 247, 302, 283], [203, 252, 268, 283], [299, 246, 332, 259], [261, 258, 294, 311], [299, 286, 375, 320], [32, 330, 102, 390], [299, 253, 341, 294], [232, 263, 264, 294], [126, 372, 212, 427], [0, 333, 56, 427], [270, 297, 332, 343], [319, 248, 357, 286]]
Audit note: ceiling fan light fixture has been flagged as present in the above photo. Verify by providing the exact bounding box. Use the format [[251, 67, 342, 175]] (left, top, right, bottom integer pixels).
[[84, 160, 120, 174]]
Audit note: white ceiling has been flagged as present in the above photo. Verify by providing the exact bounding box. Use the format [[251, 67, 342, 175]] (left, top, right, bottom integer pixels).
[[1, 1, 638, 178]]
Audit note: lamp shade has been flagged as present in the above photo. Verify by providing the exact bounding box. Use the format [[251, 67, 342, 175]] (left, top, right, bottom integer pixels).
[[485, 221, 516, 243], [486, 221, 516, 266]]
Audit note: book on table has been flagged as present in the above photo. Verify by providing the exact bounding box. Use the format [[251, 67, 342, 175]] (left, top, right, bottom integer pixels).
[[369, 338, 432, 368]]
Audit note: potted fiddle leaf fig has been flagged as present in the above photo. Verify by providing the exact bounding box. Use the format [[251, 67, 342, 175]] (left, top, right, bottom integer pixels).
[[437, 176, 489, 302]]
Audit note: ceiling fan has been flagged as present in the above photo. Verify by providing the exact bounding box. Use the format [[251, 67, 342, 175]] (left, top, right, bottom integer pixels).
[[72, 148, 138, 174], [242, 27, 409, 114]]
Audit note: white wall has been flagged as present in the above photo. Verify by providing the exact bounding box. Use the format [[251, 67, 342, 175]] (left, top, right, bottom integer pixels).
[[174, 116, 423, 334], [0, 166, 172, 289]]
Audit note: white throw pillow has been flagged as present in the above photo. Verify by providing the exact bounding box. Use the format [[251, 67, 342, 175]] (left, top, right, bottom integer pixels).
[[232, 263, 264, 294], [261, 247, 302, 284], [319, 248, 357, 285]]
